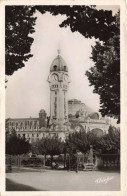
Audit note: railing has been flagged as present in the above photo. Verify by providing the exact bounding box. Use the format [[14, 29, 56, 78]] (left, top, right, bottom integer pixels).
[[6, 153, 120, 172], [101, 154, 120, 169], [6, 155, 44, 170], [95, 154, 120, 170]]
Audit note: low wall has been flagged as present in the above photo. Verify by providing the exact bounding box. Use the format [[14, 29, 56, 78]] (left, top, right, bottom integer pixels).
[[94, 154, 120, 170]]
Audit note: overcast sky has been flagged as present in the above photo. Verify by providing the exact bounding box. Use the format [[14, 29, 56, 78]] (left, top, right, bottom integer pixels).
[[6, 5, 119, 126]]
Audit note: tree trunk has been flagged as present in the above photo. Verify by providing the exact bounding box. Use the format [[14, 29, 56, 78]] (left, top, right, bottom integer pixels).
[[51, 155, 53, 168], [64, 153, 66, 168], [43, 154, 46, 166]]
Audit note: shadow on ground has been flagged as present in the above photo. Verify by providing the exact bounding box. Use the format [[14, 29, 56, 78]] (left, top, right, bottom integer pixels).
[[6, 178, 43, 191]]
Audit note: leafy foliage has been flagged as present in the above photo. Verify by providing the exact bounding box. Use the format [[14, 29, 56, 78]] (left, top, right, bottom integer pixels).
[[86, 11, 120, 122], [65, 130, 88, 154], [36, 6, 117, 42], [32, 136, 64, 156], [31, 136, 64, 166], [6, 5, 118, 76], [6, 130, 30, 155], [38, 6, 120, 122], [6, 6, 120, 121], [6, 6, 37, 75], [97, 126, 120, 154], [86, 131, 101, 151], [65, 126, 120, 154]]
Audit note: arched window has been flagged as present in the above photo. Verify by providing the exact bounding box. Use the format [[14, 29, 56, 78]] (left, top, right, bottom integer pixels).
[[54, 65, 57, 71], [64, 66, 66, 71]]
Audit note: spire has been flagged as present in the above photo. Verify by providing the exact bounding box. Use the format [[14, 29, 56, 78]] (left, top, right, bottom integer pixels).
[[57, 49, 61, 55]]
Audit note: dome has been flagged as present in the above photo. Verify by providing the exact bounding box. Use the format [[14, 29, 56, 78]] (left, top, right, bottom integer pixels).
[[39, 109, 46, 113], [50, 51, 68, 72], [88, 112, 99, 120]]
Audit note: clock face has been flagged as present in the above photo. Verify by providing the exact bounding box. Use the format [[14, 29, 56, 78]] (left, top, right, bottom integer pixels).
[[64, 75, 68, 81], [52, 74, 58, 81]]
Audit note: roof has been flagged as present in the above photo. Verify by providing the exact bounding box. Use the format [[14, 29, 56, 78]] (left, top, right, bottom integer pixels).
[[6, 118, 39, 121], [50, 53, 68, 72], [68, 99, 82, 104], [39, 109, 46, 113], [88, 112, 99, 120]]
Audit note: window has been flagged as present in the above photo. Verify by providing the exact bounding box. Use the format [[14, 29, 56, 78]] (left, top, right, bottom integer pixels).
[[32, 133, 34, 137], [54, 65, 57, 71], [64, 66, 66, 71]]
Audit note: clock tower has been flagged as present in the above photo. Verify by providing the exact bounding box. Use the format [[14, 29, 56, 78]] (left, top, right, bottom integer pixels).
[[48, 50, 70, 128]]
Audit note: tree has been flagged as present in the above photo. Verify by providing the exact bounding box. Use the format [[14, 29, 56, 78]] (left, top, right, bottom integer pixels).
[[6, 130, 31, 155], [37, 6, 120, 122], [65, 126, 120, 155], [86, 131, 101, 152], [46, 136, 64, 167], [92, 126, 120, 154], [6, 6, 37, 76], [6, 5, 117, 76], [32, 136, 64, 167], [6, 6, 120, 121], [37, 6, 117, 42], [65, 130, 89, 154], [31, 137, 50, 166], [86, 11, 120, 123]]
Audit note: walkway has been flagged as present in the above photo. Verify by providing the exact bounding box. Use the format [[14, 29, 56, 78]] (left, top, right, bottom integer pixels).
[[6, 169, 120, 191]]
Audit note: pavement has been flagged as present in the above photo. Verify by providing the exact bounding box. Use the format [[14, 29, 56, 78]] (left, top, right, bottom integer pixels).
[[6, 169, 120, 191]]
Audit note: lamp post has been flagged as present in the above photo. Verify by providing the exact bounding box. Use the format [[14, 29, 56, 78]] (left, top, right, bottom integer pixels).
[[76, 150, 78, 173]]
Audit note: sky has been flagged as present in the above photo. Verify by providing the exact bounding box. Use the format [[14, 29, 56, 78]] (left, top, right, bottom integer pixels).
[[6, 6, 119, 126]]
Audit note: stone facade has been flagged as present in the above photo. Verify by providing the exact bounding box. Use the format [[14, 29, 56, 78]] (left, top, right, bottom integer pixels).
[[6, 51, 110, 142], [47, 51, 70, 127]]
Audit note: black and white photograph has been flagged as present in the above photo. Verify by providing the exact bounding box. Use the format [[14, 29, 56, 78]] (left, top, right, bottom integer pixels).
[[0, 0, 126, 195]]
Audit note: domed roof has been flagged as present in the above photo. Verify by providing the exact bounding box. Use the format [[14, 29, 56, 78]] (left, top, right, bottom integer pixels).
[[39, 109, 46, 113], [88, 112, 99, 120], [50, 50, 68, 72]]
